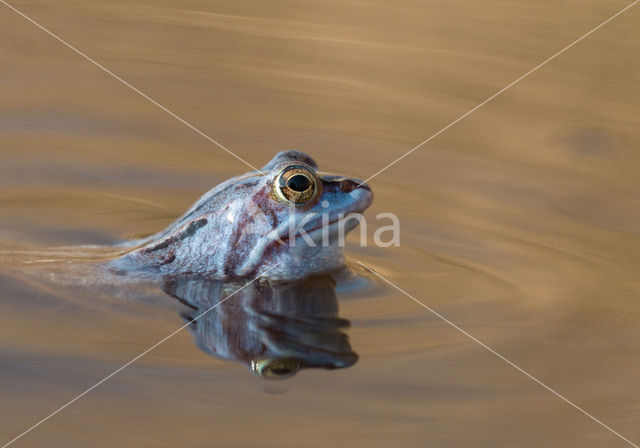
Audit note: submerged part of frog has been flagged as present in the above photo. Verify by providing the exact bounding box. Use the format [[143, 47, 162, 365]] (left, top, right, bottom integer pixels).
[[108, 151, 372, 280], [165, 274, 357, 379]]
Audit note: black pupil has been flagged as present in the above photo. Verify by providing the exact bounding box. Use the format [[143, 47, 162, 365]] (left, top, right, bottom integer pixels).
[[287, 174, 311, 192]]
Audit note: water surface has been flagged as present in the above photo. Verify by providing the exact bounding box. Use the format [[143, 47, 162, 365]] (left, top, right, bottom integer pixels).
[[1, 1, 639, 446]]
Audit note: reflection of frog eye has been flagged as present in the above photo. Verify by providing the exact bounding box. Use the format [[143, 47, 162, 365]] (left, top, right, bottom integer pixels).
[[251, 358, 301, 379], [274, 165, 319, 205]]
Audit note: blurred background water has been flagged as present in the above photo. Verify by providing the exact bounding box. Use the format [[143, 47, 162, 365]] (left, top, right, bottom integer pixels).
[[1, 1, 639, 446]]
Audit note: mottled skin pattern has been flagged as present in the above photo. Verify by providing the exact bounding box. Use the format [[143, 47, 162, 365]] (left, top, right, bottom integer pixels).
[[109, 151, 373, 280]]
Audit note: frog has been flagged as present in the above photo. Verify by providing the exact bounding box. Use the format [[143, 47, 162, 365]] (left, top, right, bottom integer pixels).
[[108, 150, 373, 280]]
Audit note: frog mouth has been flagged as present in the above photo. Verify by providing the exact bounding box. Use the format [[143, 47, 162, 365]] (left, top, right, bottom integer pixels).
[[305, 218, 359, 242], [282, 185, 373, 245], [273, 218, 343, 244], [279, 209, 369, 246]]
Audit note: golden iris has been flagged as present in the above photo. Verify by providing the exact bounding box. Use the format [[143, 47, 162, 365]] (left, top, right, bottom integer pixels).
[[274, 165, 319, 205]]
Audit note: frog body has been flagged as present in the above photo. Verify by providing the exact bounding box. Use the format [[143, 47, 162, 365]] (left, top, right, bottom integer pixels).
[[109, 151, 372, 280]]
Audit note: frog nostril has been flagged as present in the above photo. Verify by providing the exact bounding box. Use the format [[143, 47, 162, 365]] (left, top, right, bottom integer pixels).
[[339, 179, 362, 193]]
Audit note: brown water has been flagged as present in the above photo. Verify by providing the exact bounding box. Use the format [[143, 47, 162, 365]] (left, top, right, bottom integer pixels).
[[1, 0, 640, 446]]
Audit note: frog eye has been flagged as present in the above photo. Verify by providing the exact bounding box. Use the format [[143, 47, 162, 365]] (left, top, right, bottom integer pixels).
[[251, 358, 301, 379], [274, 165, 319, 205]]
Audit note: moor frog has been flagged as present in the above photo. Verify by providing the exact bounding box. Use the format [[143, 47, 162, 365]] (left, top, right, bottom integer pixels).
[[109, 151, 373, 280]]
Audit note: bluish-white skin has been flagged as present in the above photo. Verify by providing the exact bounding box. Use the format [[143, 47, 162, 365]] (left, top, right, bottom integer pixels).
[[109, 151, 373, 280]]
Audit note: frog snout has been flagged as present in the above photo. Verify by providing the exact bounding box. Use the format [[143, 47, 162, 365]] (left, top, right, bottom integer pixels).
[[339, 179, 370, 193]]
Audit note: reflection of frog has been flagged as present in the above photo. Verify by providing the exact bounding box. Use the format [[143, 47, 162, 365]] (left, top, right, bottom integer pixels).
[[164, 274, 358, 379], [109, 151, 373, 280]]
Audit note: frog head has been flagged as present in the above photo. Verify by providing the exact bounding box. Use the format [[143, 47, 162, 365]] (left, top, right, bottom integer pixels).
[[111, 151, 373, 280]]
